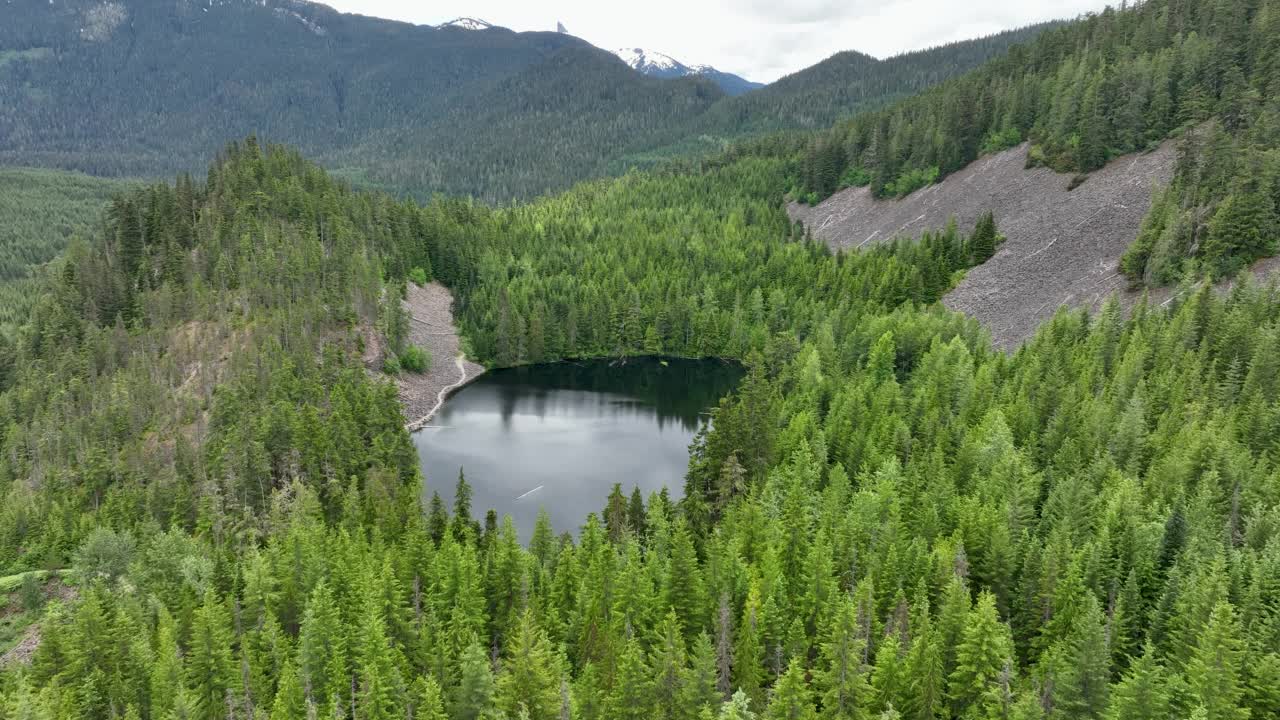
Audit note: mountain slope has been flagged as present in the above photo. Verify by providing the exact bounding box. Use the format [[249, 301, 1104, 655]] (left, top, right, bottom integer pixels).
[[333, 45, 725, 200], [691, 23, 1057, 137], [0, 0, 1052, 200], [0, 167, 133, 329], [795, 0, 1280, 289], [0, 0, 706, 200], [790, 140, 1178, 348]]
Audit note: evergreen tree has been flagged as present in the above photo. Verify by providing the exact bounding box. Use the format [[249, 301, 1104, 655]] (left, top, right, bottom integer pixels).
[[1187, 603, 1250, 720], [410, 676, 448, 720], [1047, 595, 1110, 719], [651, 611, 691, 720], [734, 587, 767, 705], [607, 635, 657, 720], [269, 662, 309, 720], [186, 592, 237, 720], [297, 581, 348, 715], [454, 642, 498, 720], [765, 659, 818, 720], [149, 609, 183, 720], [967, 212, 999, 265], [948, 592, 1014, 717], [1202, 188, 1279, 278], [664, 518, 708, 640], [497, 611, 562, 720], [815, 595, 871, 720], [719, 690, 760, 720], [452, 469, 478, 542], [1105, 645, 1173, 720]]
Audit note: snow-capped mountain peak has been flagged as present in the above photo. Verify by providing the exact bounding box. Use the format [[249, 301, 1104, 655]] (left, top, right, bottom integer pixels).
[[614, 48, 688, 76], [611, 47, 763, 95], [437, 17, 494, 31]]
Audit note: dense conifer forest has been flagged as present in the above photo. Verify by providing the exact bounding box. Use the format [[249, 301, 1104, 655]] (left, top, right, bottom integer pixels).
[[0, 168, 130, 329], [0, 0, 1278, 719], [1, 132, 1277, 719]]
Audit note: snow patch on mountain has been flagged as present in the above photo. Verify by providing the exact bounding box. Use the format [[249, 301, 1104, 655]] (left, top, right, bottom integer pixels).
[[614, 47, 686, 75], [437, 17, 494, 31], [273, 7, 327, 36], [612, 47, 762, 95]]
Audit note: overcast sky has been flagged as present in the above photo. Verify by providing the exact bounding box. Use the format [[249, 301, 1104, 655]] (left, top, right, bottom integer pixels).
[[322, 0, 1113, 83]]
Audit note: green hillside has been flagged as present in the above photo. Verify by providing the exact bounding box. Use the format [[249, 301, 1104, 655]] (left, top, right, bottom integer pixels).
[[0, 0, 1278, 718], [0, 168, 132, 328]]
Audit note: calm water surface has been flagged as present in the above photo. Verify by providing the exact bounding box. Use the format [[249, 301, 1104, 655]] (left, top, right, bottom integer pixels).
[[413, 357, 742, 538]]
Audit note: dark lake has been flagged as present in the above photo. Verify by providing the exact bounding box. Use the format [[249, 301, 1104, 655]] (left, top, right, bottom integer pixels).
[[412, 357, 742, 538]]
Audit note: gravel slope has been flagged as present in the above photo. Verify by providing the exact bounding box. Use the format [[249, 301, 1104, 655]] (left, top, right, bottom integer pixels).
[[788, 141, 1178, 349], [396, 282, 485, 431]]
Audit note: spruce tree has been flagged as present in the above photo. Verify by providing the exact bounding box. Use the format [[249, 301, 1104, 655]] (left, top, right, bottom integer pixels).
[[719, 690, 760, 720], [1105, 645, 1173, 720], [651, 611, 691, 720], [765, 659, 818, 720], [607, 635, 657, 720], [186, 591, 237, 720], [269, 662, 309, 720], [1187, 603, 1250, 720], [497, 611, 562, 720], [1047, 595, 1110, 719], [410, 677, 448, 720], [297, 581, 348, 716], [815, 595, 871, 720], [454, 641, 497, 720], [967, 212, 999, 265], [948, 592, 1013, 717], [734, 587, 767, 705]]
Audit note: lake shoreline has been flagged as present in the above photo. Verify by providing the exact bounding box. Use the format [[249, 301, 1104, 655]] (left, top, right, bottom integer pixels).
[[405, 354, 485, 431], [405, 355, 740, 432], [411, 356, 744, 539]]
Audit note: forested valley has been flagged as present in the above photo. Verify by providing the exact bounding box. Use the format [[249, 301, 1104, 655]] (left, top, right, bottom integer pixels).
[[0, 0, 1278, 719]]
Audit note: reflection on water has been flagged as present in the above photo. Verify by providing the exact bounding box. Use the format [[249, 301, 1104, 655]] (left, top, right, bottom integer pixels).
[[413, 357, 742, 539]]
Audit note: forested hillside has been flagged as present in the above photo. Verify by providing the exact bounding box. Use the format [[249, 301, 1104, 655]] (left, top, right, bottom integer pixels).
[[685, 24, 1056, 138], [0, 0, 1046, 201], [794, 0, 1280, 286], [0, 168, 131, 328], [1, 131, 1276, 720], [1, 0, 1279, 718]]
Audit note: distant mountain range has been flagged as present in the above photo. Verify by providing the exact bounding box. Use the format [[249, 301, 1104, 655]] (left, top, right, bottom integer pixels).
[[612, 48, 763, 96], [433, 18, 763, 96], [0, 0, 1052, 200]]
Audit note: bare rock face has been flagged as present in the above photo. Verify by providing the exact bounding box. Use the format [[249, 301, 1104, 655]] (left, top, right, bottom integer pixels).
[[788, 141, 1178, 349]]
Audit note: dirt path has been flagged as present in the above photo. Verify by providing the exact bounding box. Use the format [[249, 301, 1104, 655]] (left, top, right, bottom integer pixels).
[[394, 282, 485, 431], [410, 355, 473, 432]]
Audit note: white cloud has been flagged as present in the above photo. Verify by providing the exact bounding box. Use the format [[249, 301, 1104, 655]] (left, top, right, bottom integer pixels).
[[320, 0, 1115, 83]]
